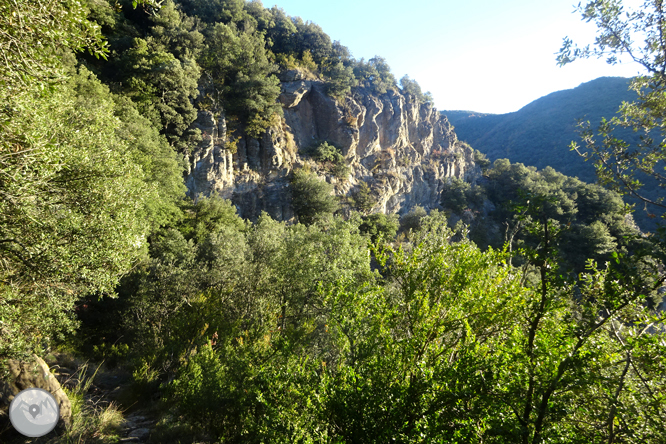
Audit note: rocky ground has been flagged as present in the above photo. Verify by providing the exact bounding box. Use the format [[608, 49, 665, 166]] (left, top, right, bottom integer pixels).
[[1, 354, 165, 443]]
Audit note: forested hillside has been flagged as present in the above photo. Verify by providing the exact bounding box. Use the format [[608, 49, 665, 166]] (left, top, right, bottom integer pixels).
[[443, 77, 664, 232], [443, 77, 636, 180], [1, 1, 666, 443]]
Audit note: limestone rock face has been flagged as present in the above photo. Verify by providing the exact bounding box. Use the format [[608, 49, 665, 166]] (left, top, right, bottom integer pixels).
[[0, 356, 72, 429], [184, 80, 479, 221], [186, 110, 234, 198]]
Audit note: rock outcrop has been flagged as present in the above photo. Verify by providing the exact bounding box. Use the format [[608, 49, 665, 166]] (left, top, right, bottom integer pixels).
[[0, 356, 72, 430], [185, 77, 479, 221]]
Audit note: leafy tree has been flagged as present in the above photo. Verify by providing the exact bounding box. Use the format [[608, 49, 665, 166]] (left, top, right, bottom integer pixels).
[[264, 7, 298, 56], [399, 205, 428, 232], [308, 141, 349, 179], [149, 0, 205, 61], [358, 213, 399, 242], [179, 0, 246, 24], [244, 0, 275, 31], [441, 177, 472, 213], [484, 194, 665, 444], [400, 74, 434, 105], [324, 216, 529, 442], [0, 0, 108, 90], [112, 93, 187, 228], [330, 40, 354, 66], [122, 36, 201, 147], [324, 60, 357, 98], [0, 75, 152, 361], [353, 56, 397, 94], [469, 159, 644, 274], [199, 22, 282, 137], [351, 181, 376, 214], [558, 0, 666, 221], [180, 194, 246, 242], [290, 168, 339, 224], [292, 18, 333, 66], [473, 148, 491, 171]]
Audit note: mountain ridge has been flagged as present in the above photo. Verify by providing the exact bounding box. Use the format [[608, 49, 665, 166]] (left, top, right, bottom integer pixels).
[[442, 76, 636, 180], [441, 76, 662, 230]]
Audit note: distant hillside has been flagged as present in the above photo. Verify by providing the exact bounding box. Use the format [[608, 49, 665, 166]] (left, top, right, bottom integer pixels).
[[442, 77, 662, 231], [443, 77, 637, 180]]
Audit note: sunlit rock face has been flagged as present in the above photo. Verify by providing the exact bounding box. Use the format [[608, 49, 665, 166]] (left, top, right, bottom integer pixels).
[[185, 75, 479, 221]]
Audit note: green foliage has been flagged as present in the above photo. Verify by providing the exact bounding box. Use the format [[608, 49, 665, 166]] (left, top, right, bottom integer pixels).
[[473, 148, 491, 171], [82, 200, 665, 443], [399, 205, 428, 232], [290, 168, 340, 224], [180, 194, 246, 242], [351, 181, 376, 214], [60, 362, 125, 443], [4, 1, 666, 442], [179, 0, 246, 24], [324, 217, 529, 442], [441, 177, 473, 213], [358, 213, 399, 242], [72, 66, 187, 228], [111, 93, 187, 228], [262, 6, 299, 55], [199, 21, 282, 138], [440, 159, 643, 274], [308, 141, 350, 179], [0, 0, 187, 366], [400, 74, 433, 105], [0, 74, 152, 360], [121, 36, 201, 147], [353, 56, 397, 94], [442, 77, 665, 231], [291, 18, 333, 67], [324, 61, 357, 99], [0, 0, 108, 89]]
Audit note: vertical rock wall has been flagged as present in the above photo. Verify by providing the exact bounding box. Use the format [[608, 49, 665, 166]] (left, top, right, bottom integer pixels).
[[185, 78, 479, 221]]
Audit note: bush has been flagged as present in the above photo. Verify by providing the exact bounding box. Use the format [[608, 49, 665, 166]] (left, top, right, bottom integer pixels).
[[441, 178, 471, 214], [352, 181, 376, 213], [308, 141, 350, 179], [359, 213, 399, 242], [290, 168, 339, 224], [399, 205, 428, 233]]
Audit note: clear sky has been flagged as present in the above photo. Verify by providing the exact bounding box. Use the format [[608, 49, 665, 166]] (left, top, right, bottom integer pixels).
[[266, 0, 645, 114]]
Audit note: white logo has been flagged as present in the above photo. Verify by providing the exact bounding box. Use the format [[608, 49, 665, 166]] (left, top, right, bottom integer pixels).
[[9, 388, 60, 437]]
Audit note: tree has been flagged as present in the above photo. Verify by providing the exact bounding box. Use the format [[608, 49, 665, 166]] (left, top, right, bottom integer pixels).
[[400, 74, 433, 105], [353, 56, 397, 94], [121, 36, 201, 148], [324, 216, 529, 442], [324, 61, 357, 99], [0, 75, 153, 361], [199, 22, 282, 138], [292, 18, 333, 67], [264, 7, 299, 56], [358, 213, 399, 242], [179, 0, 246, 24], [351, 181, 376, 214], [290, 168, 339, 224], [399, 205, 428, 232], [484, 194, 665, 444], [0, 0, 170, 363], [558, 0, 666, 221], [0, 0, 108, 90]]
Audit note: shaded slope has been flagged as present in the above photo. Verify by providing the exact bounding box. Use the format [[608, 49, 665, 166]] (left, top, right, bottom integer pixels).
[[442, 77, 664, 231], [443, 77, 637, 181]]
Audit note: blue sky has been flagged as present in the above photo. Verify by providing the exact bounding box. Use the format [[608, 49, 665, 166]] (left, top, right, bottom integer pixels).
[[266, 0, 645, 114]]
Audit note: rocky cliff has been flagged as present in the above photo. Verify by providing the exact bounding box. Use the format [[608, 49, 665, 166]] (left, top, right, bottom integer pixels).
[[186, 70, 479, 221]]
